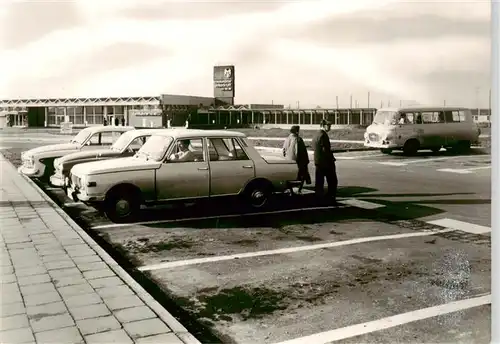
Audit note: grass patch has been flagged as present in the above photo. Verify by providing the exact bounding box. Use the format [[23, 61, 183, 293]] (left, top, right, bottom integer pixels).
[[123, 237, 193, 253], [177, 286, 288, 322]]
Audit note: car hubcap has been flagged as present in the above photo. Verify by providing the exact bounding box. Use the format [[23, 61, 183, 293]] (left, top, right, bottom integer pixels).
[[252, 190, 266, 206], [115, 199, 131, 217]]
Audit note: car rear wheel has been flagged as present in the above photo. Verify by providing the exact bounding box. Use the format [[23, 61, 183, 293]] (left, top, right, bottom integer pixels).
[[104, 189, 140, 223], [430, 146, 441, 153], [380, 148, 392, 154], [243, 180, 273, 209]]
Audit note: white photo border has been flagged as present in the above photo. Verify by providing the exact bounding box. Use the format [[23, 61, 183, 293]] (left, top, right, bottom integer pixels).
[[491, 1, 499, 343]]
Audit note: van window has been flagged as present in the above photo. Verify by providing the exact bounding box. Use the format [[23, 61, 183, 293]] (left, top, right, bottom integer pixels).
[[420, 111, 444, 124], [459, 110, 467, 122], [373, 111, 398, 125], [444, 111, 455, 123], [450, 110, 468, 122], [400, 112, 415, 124]]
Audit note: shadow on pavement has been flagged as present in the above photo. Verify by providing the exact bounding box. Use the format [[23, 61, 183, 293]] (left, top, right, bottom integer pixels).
[[388, 148, 489, 158]]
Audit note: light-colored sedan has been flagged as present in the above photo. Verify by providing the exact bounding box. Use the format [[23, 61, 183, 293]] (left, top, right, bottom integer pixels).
[[49, 129, 169, 188], [67, 129, 298, 222], [19, 126, 134, 180]]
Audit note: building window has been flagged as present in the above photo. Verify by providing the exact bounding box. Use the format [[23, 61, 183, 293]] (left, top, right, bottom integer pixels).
[[114, 106, 124, 115], [67, 107, 76, 123], [74, 106, 84, 125], [106, 106, 114, 115], [94, 106, 103, 115]]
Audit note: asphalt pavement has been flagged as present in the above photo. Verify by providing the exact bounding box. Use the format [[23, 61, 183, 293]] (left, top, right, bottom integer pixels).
[[0, 137, 491, 344]]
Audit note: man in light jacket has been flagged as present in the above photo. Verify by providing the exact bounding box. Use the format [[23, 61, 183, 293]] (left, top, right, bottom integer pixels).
[[283, 126, 311, 194]]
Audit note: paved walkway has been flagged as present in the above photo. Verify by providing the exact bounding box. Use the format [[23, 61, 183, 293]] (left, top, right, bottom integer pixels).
[[0, 154, 199, 344]]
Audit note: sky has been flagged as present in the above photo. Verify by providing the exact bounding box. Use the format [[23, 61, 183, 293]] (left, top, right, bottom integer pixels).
[[0, 0, 492, 108]]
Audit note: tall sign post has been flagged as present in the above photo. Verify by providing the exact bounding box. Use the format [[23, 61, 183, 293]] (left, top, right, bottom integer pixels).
[[213, 65, 235, 106]]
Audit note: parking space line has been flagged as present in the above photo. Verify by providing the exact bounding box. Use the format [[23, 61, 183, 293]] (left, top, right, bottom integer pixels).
[[138, 229, 453, 272], [91, 204, 348, 230], [379, 156, 476, 166], [273, 294, 491, 344], [427, 218, 491, 234], [437, 165, 491, 174]]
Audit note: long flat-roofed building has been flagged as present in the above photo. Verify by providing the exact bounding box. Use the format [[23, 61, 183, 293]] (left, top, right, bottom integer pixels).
[[0, 95, 376, 129], [0, 65, 378, 129]]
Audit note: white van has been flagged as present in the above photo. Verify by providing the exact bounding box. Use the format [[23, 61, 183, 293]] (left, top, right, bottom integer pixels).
[[364, 106, 481, 155]]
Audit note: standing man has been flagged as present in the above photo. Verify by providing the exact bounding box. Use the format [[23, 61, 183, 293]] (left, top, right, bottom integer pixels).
[[312, 119, 338, 203]]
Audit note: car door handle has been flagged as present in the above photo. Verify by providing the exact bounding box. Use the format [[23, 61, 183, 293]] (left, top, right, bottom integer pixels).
[[242, 165, 253, 169], [198, 167, 209, 171]]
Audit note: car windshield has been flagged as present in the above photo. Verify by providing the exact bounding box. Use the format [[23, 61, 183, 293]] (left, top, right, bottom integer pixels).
[[70, 128, 93, 145], [372, 110, 398, 125], [136, 135, 173, 161], [111, 131, 135, 152]]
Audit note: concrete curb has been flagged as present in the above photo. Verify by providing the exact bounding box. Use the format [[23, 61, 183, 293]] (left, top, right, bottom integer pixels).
[[10, 160, 201, 344]]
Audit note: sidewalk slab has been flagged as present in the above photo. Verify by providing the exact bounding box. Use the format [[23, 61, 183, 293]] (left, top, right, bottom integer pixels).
[[0, 154, 200, 344]]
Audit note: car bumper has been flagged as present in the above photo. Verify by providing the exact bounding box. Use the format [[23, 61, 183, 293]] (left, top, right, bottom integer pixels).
[[49, 173, 66, 187], [364, 140, 398, 149], [18, 165, 40, 177], [66, 185, 104, 203]]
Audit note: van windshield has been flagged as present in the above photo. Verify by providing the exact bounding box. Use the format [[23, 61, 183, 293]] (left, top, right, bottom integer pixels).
[[373, 111, 398, 125]]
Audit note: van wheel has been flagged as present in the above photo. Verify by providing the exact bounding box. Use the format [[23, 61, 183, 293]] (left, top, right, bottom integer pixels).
[[431, 146, 441, 153], [456, 140, 471, 153], [104, 189, 140, 223], [403, 139, 420, 156], [243, 180, 273, 209], [380, 148, 392, 154]]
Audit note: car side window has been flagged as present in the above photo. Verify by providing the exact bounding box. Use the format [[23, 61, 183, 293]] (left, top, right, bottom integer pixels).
[[129, 136, 150, 152], [223, 138, 249, 161], [167, 138, 205, 163], [87, 132, 116, 146]]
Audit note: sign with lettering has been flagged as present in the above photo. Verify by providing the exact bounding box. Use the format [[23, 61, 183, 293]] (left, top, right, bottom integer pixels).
[[130, 109, 162, 117], [60, 122, 73, 134], [213, 65, 235, 98]]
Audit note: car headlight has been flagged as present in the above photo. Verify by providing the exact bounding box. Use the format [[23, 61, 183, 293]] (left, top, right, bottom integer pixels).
[[23, 155, 35, 168], [80, 175, 88, 188]]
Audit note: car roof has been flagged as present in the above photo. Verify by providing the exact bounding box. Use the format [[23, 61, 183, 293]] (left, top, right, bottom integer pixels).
[[153, 128, 247, 139], [83, 125, 135, 133], [378, 106, 469, 112], [124, 128, 172, 136]]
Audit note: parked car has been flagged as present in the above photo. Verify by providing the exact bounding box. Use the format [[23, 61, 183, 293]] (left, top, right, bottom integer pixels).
[[18, 126, 134, 180], [49, 128, 167, 188], [66, 129, 298, 222]]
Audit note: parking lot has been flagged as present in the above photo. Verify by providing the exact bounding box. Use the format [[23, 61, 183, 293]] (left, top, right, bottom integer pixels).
[[0, 140, 491, 344]]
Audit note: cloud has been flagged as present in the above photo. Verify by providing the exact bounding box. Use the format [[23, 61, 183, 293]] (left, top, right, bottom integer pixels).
[[118, 0, 287, 20], [0, 1, 84, 50]]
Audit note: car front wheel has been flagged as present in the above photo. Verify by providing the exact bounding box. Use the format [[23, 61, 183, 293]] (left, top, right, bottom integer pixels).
[[104, 191, 140, 223]]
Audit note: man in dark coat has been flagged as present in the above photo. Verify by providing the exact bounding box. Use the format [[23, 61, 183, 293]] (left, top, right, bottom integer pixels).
[[312, 119, 338, 203]]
